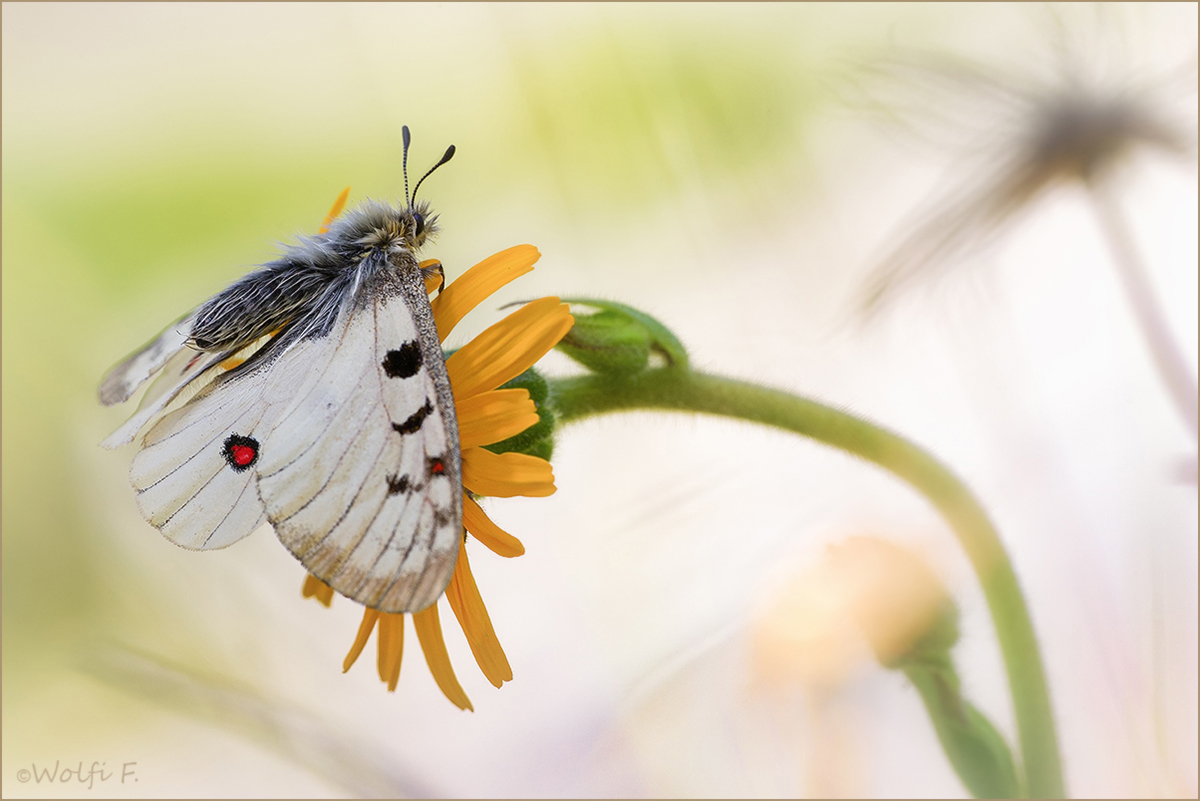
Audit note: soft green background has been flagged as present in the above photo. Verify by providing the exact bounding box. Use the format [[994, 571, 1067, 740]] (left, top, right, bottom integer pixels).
[[4, 3, 1196, 798]]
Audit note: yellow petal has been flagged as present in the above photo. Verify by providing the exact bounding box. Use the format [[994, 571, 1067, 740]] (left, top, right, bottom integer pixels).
[[431, 245, 540, 343], [446, 539, 513, 687], [376, 612, 405, 691], [343, 608, 379, 672], [412, 604, 474, 711], [318, 186, 351, 234], [457, 389, 540, 449], [462, 447, 556, 498], [302, 574, 334, 607], [463, 494, 525, 557], [446, 298, 574, 401]]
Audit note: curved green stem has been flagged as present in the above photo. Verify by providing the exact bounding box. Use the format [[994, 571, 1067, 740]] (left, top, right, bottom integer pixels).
[[550, 367, 1063, 798]]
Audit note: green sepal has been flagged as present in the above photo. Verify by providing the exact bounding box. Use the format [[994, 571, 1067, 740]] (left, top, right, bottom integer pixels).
[[903, 660, 1023, 799], [881, 601, 1022, 798], [557, 298, 689, 374]]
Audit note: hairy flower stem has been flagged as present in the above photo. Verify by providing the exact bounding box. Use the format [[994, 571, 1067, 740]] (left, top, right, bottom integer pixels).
[[551, 367, 1064, 798], [1087, 180, 1198, 440]]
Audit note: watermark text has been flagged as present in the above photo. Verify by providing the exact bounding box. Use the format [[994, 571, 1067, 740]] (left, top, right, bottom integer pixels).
[[15, 761, 137, 789]]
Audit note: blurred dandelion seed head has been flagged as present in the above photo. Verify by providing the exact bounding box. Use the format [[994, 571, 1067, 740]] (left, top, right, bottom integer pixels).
[[849, 7, 1198, 315]]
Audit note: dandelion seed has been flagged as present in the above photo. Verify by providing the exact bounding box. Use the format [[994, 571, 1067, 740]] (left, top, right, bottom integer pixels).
[[851, 7, 1198, 437], [852, 8, 1194, 314]]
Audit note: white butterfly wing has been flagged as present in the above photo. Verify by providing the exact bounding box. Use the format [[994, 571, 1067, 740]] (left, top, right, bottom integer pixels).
[[130, 373, 271, 550], [258, 278, 462, 614], [99, 311, 197, 407], [100, 310, 262, 451], [128, 305, 364, 549], [128, 336, 303, 549], [115, 268, 460, 611]]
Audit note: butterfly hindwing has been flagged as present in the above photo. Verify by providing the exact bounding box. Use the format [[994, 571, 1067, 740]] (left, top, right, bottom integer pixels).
[[258, 268, 462, 614], [127, 330, 326, 550]]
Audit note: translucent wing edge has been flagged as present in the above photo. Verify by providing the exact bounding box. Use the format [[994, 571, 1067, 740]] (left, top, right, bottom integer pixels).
[[98, 311, 197, 406]]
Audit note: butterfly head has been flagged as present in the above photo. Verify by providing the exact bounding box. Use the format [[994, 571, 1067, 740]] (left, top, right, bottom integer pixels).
[[330, 199, 436, 256], [337, 123, 456, 258]]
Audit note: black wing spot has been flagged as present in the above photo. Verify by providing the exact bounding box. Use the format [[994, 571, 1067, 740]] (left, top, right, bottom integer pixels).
[[382, 342, 422, 378], [222, 434, 259, 472], [393, 399, 433, 435], [386, 474, 410, 495]]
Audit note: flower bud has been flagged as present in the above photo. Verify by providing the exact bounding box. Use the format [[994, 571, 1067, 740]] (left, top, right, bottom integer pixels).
[[823, 536, 957, 670], [556, 298, 688, 375], [751, 536, 956, 688]]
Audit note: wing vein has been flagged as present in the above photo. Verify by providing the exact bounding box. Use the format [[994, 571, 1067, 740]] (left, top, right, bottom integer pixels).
[[139, 403, 261, 492], [199, 466, 262, 548], [257, 312, 372, 479], [275, 394, 383, 525]]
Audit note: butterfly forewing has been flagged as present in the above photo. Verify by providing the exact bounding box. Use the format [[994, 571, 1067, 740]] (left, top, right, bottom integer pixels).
[[258, 269, 462, 613]]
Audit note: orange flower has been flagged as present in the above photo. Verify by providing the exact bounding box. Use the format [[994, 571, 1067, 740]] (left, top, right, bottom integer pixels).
[[301, 192, 572, 709]]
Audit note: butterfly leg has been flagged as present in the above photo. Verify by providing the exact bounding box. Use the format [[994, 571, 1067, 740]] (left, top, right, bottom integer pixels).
[[419, 259, 445, 296]]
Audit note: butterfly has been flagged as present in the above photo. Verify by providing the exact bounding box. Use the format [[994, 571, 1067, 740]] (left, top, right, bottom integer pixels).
[[99, 127, 467, 614]]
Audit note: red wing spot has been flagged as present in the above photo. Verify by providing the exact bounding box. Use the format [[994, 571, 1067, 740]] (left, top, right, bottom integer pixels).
[[426, 455, 449, 479], [222, 434, 260, 472]]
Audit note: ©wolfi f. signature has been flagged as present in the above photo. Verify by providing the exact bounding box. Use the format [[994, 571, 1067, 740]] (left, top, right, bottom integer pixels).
[[15, 761, 137, 790]]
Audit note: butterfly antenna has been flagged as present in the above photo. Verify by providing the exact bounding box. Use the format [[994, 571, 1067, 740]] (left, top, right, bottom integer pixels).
[[402, 125, 413, 207], [411, 145, 456, 205]]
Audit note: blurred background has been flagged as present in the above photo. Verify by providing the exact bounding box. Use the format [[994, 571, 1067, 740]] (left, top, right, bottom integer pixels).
[[3, 3, 1196, 797]]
